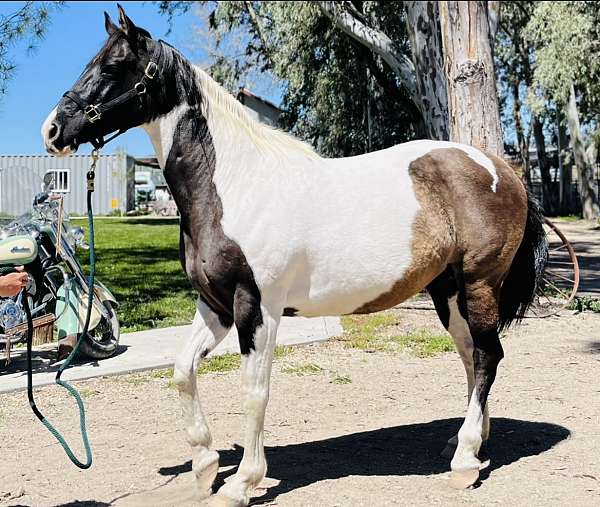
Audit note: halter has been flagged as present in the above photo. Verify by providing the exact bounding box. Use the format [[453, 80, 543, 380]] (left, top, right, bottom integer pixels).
[[63, 39, 163, 150]]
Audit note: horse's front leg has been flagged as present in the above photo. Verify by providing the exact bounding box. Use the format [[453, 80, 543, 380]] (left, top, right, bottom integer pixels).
[[210, 293, 280, 507], [173, 298, 231, 501]]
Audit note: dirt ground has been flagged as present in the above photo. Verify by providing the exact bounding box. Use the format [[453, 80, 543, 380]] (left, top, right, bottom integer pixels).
[[1, 308, 599, 507]]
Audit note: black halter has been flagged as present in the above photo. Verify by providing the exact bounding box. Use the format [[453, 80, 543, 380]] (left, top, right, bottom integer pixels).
[[63, 39, 163, 150]]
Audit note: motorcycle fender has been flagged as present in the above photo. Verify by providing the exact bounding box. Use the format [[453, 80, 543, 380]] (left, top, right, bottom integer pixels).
[[93, 280, 118, 307], [55, 283, 104, 339]]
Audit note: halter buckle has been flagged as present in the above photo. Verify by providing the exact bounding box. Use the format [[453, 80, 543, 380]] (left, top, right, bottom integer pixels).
[[84, 105, 101, 123], [134, 82, 147, 95], [145, 61, 158, 79]]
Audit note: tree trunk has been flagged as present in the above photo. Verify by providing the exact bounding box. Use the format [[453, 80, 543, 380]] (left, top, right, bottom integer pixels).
[[557, 111, 571, 214], [438, 1, 504, 157], [405, 1, 449, 140], [511, 82, 524, 162], [523, 130, 531, 187], [566, 83, 599, 219], [532, 116, 556, 214]]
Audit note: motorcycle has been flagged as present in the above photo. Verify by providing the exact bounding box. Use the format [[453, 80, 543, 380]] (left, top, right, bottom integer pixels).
[[0, 173, 119, 365]]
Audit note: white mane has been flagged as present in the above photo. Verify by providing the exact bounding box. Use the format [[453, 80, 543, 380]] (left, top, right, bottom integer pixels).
[[193, 66, 320, 159]]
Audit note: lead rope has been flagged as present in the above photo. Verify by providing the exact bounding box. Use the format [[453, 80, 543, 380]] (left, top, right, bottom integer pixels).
[[23, 149, 100, 469]]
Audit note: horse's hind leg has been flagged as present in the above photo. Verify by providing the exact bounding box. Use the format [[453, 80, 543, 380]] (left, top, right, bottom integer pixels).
[[173, 298, 231, 500], [449, 280, 504, 488], [427, 267, 490, 459]]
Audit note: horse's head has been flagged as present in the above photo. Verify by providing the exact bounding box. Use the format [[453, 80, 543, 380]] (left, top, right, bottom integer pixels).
[[42, 4, 163, 155]]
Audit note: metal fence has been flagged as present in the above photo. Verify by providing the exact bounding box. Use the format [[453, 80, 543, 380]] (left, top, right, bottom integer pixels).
[[0, 154, 135, 216], [528, 163, 600, 215]]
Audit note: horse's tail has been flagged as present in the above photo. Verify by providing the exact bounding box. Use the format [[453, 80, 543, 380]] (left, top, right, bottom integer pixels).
[[498, 190, 548, 332]]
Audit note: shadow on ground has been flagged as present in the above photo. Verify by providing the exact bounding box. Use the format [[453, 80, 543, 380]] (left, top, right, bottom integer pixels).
[[587, 341, 600, 354], [157, 417, 570, 505], [0, 344, 129, 380]]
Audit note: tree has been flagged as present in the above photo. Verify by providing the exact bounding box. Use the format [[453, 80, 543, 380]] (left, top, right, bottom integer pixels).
[[318, 1, 448, 141], [404, 1, 449, 141], [160, 1, 504, 157], [162, 1, 421, 156], [495, 3, 534, 177], [526, 1, 600, 219], [438, 1, 503, 156], [0, 1, 61, 97]]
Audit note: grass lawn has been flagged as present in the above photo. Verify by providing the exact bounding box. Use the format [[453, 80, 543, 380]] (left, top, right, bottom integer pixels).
[[72, 218, 196, 333]]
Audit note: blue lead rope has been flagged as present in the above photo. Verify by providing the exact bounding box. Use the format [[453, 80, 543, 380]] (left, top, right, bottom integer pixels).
[[23, 155, 98, 469]]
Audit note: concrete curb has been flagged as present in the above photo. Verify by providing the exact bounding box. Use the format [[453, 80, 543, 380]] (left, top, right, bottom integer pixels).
[[0, 316, 342, 394]]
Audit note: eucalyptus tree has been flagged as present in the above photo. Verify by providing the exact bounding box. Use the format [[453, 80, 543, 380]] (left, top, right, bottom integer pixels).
[[159, 1, 504, 157], [526, 1, 600, 219], [159, 1, 421, 156], [495, 1, 560, 214], [320, 1, 503, 155]]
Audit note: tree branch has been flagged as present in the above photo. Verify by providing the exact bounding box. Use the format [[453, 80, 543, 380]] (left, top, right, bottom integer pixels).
[[318, 1, 417, 101], [243, 1, 271, 63]]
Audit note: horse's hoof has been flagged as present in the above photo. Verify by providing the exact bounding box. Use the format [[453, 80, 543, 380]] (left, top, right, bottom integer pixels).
[[441, 441, 457, 460], [448, 468, 479, 489], [194, 488, 213, 502], [204, 494, 246, 507]]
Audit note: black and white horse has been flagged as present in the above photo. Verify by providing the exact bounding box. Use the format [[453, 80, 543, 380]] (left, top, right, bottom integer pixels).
[[42, 6, 547, 506]]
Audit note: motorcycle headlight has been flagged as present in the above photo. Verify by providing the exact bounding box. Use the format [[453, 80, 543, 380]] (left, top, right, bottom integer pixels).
[[68, 226, 88, 249]]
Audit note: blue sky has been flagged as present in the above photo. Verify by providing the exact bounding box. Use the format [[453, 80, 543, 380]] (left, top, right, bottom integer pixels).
[[0, 1, 279, 157]]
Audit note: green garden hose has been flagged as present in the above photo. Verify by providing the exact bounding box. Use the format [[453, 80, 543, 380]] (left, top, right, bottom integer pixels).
[[21, 161, 98, 469]]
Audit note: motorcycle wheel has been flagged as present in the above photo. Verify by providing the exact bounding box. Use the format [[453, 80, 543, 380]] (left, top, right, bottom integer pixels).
[[78, 301, 120, 360]]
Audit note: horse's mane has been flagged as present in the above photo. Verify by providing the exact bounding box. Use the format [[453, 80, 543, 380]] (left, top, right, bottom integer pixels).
[[192, 66, 319, 158], [157, 39, 318, 158]]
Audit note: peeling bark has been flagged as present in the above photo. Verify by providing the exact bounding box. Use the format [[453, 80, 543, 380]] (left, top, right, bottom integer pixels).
[[438, 1, 504, 156], [405, 1, 449, 140], [566, 83, 599, 219]]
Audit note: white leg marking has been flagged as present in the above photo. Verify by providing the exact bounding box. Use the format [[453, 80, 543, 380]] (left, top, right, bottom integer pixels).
[[173, 298, 230, 500], [212, 306, 280, 507], [451, 391, 485, 473], [447, 296, 489, 444]]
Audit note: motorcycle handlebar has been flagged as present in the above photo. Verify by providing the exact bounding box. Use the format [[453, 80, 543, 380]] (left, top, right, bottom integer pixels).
[[33, 192, 50, 205]]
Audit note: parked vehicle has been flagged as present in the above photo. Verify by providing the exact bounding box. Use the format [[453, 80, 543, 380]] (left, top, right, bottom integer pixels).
[[135, 170, 156, 209], [0, 174, 119, 365]]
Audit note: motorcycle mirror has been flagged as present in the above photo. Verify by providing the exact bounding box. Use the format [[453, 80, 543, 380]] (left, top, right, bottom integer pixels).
[[42, 172, 55, 192]]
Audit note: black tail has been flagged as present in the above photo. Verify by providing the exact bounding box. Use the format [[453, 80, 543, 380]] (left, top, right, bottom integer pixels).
[[498, 191, 548, 332]]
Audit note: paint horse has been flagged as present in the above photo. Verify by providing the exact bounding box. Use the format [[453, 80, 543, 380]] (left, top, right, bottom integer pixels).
[[42, 6, 547, 506]]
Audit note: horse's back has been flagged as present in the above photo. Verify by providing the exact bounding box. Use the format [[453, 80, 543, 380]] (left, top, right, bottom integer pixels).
[[284, 141, 525, 316]]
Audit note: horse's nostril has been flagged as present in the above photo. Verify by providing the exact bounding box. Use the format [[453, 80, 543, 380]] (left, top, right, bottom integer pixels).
[[48, 122, 60, 141]]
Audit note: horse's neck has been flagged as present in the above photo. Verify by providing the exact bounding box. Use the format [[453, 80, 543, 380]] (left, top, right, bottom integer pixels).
[[144, 78, 255, 170]]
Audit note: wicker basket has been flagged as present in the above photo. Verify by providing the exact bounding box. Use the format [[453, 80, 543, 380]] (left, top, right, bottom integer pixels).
[[7, 313, 56, 346]]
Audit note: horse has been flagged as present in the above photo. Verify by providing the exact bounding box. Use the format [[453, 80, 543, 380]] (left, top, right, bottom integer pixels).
[[41, 6, 547, 506]]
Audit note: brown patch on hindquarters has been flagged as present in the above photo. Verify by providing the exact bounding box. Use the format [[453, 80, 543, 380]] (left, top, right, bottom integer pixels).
[[353, 148, 527, 314]]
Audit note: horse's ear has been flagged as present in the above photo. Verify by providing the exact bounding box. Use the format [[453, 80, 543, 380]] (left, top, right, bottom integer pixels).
[[104, 11, 118, 36], [117, 3, 137, 38]]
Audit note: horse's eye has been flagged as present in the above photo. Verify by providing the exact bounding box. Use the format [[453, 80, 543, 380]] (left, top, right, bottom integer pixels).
[[101, 65, 121, 78]]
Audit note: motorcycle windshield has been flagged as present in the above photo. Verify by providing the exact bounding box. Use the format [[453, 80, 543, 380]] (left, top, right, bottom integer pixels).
[[0, 172, 74, 246]]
